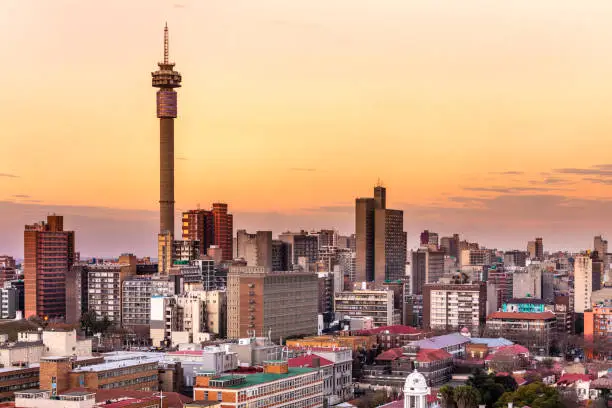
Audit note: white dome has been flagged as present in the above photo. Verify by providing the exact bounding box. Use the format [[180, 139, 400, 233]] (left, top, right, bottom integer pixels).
[[404, 369, 428, 391]]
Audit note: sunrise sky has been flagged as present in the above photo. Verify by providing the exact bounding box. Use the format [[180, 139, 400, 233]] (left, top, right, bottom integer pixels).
[[2, 0, 612, 256]]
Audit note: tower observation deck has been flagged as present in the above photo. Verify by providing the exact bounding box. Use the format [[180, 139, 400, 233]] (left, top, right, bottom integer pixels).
[[152, 23, 182, 235]]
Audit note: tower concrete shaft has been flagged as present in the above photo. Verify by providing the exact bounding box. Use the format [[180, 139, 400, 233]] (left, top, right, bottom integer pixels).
[[152, 23, 182, 235]]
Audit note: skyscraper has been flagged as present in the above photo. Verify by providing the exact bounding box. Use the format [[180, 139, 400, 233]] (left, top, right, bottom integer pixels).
[[574, 254, 593, 313], [24, 215, 75, 319], [535, 237, 544, 260], [355, 185, 407, 282], [152, 23, 182, 236], [594, 235, 608, 260], [182, 209, 215, 255], [212, 203, 233, 261], [236, 230, 273, 270]]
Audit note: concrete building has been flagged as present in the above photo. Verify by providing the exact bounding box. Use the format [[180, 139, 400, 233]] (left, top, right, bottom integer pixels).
[[504, 250, 528, 267], [158, 231, 174, 274], [87, 259, 137, 324], [594, 235, 608, 261], [182, 209, 215, 256], [1, 282, 18, 319], [278, 231, 319, 266], [513, 264, 542, 299], [355, 185, 407, 283], [574, 254, 593, 313], [212, 203, 233, 262], [122, 275, 176, 338], [439, 234, 460, 260], [227, 267, 318, 342], [271, 240, 290, 272], [423, 282, 487, 332], [173, 240, 200, 263], [66, 265, 89, 325], [535, 238, 544, 260], [334, 289, 399, 327], [460, 249, 494, 267], [236, 230, 272, 270], [193, 360, 323, 408], [487, 267, 514, 304], [411, 249, 445, 295], [24, 215, 75, 320], [527, 241, 536, 260], [0, 366, 40, 401], [584, 300, 612, 358], [420, 230, 439, 249], [485, 312, 557, 356]]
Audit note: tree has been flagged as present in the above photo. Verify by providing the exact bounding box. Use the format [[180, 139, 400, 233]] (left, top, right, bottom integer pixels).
[[453, 385, 480, 408], [80, 310, 113, 336], [467, 371, 512, 408], [439, 385, 456, 408], [494, 382, 563, 408]]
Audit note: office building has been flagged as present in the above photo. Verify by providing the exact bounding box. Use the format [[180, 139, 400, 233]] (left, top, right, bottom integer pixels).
[[423, 282, 487, 332], [212, 203, 233, 261], [420, 230, 439, 249], [513, 264, 542, 299], [193, 360, 323, 408], [535, 238, 544, 260], [122, 275, 176, 338], [485, 311, 556, 355], [227, 267, 318, 342], [0, 366, 40, 401], [65, 265, 88, 325], [439, 234, 460, 260], [278, 231, 319, 266], [594, 235, 608, 261], [411, 248, 445, 295], [24, 215, 75, 320], [334, 289, 399, 327], [182, 209, 215, 255], [0, 259, 16, 286], [504, 250, 527, 267], [527, 241, 536, 260], [236, 230, 273, 270], [0, 282, 18, 319], [355, 185, 407, 283], [271, 240, 290, 272], [460, 249, 494, 267], [487, 267, 513, 303], [574, 254, 593, 313]]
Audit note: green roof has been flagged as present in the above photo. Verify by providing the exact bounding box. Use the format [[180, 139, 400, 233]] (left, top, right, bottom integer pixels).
[[216, 367, 316, 389]]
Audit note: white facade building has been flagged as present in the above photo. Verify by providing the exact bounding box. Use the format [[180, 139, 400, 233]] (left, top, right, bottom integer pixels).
[[574, 255, 593, 313]]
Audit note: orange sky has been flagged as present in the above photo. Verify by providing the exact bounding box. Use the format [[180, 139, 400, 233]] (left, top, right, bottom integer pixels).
[[2, 1, 612, 254]]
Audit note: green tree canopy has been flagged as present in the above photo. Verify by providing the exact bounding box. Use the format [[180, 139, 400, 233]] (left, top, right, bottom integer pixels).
[[494, 382, 563, 408]]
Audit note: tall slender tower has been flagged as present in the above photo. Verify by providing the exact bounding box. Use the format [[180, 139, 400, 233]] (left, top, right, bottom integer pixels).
[[152, 23, 182, 235]]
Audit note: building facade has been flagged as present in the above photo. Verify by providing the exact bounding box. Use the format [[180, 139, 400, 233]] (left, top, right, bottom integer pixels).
[[334, 289, 398, 327], [423, 283, 487, 332], [227, 267, 318, 342], [574, 255, 593, 313], [485, 311, 557, 355], [24, 215, 75, 320]]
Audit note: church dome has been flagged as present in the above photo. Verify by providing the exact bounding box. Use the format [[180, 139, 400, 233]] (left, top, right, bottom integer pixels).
[[404, 369, 428, 392]]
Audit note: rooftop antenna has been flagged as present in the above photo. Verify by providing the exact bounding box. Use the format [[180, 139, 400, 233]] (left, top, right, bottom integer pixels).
[[163, 22, 169, 64], [376, 178, 384, 188]]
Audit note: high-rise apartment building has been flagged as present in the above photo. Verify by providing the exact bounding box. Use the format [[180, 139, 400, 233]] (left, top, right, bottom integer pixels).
[[594, 235, 608, 261], [226, 267, 318, 342], [236, 230, 273, 270], [87, 255, 137, 324], [423, 282, 487, 332], [24, 215, 75, 320], [334, 289, 399, 327], [212, 203, 233, 261], [411, 248, 445, 295], [355, 185, 406, 282], [574, 254, 593, 313], [181, 209, 214, 255]]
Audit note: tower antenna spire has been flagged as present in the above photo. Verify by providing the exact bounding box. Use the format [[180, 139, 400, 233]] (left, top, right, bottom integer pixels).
[[164, 22, 169, 64]]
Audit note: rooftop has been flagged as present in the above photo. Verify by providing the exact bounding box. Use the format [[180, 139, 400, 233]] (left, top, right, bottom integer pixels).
[[487, 311, 556, 320], [72, 357, 158, 373], [199, 367, 316, 389], [469, 337, 514, 348], [65, 389, 191, 408], [505, 298, 549, 305], [375, 348, 405, 361], [416, 348, 453, 363], [103, 397, 161, 408], [411, 333, 470, 350], [351, 325, 423, 336], [287, 355, 333, 368]]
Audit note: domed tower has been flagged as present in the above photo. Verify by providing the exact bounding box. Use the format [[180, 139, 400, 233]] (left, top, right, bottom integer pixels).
[[403, 369, 430, 408], [152, 23, 182, 236]]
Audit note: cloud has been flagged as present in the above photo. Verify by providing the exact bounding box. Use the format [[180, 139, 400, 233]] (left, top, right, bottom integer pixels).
[[554, 167, 612, 177], [490, 171, 524, 176], [176, 156, 188, 161], [289, 167, 316, 172], [593, 164, 612, 170], [12, 194, 30, 198], [0, 173, 19, 178], [302, 205, 353, 213], [173, 3, 186, 8], [529, 177, 573, 185], [583, 178, 612, 185], [463, 186, 566, 193]]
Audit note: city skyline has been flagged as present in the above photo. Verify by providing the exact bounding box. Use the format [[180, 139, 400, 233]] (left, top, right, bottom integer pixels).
[[3, 1, 612, 255]]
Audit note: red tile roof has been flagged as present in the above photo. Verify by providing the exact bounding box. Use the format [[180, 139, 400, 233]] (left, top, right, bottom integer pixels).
[[288, 355, 334, 368], [375, 347, 405, 361], [487, 311, 556, 320], [557, 373, 592, 384], [103, 397, 160, 408], [352, 325, 424, 336], [416, 348, 452, 363], [65, 388, 192, 408]]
